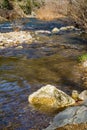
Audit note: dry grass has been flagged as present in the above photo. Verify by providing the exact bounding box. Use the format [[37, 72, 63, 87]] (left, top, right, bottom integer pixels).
[[36, 1, 68, 21], [36, 6, 64, 21]]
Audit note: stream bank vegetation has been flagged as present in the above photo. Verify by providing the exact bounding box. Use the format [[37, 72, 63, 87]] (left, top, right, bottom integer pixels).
[[36, 0, 87, 31], [78, 54, 87, 62], [68, 0, 87, 31], [0, 0, 43, 21], [0, 0, 87, 32]]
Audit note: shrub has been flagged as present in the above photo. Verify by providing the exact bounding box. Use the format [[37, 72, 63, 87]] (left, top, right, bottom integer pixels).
[[78, 54, 87, 62], [20, 0, 32, 14], [33, 1, 41, 8], [1, 0, 13, 10], [68, 0, 87, 31]]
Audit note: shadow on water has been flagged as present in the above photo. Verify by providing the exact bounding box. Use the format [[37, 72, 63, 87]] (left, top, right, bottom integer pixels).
[[0, 18, 68, 33], [0, 18, 87, 130]]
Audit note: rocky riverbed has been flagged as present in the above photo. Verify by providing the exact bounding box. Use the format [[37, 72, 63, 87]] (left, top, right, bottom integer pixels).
[[0, 31, 32, 49], [0, 18, 87, 130], [29, 84, 87, 130]]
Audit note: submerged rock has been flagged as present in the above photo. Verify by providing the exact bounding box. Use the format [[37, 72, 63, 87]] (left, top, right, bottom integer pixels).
[[44, 100, 87, 130], [28, 85, 75, 113]]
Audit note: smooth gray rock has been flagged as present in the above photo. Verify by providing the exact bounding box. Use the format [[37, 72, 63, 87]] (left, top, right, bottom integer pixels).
[[44, 100, 87, 130], [82, 99, 87, 106]]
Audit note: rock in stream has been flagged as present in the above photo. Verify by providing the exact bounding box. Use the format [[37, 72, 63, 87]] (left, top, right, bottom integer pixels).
[[44, 100, 87, 130], [28, 85, 75, 113]]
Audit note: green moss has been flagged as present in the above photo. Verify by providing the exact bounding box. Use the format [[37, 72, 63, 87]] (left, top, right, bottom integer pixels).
[[78, 54, 87, 62]]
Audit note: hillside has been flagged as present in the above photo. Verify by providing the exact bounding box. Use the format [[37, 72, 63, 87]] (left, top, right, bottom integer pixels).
[[0, 0, 44, 21], [0, 0, 68, 22]]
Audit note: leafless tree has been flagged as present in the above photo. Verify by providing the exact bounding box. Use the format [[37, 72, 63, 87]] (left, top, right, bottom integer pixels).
[[68, 0, 87, 30]]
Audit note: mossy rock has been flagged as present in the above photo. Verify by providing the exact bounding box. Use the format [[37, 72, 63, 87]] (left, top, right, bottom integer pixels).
[[78, 54, 87, 62]]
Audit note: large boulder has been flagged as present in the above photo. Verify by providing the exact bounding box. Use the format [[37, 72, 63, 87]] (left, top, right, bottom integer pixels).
[[28, 85, 75, 113], [44, 100, 87, 130]]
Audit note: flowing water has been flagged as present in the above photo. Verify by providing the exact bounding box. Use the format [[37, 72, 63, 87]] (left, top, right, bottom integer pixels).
[[0, 18, 87, 130]]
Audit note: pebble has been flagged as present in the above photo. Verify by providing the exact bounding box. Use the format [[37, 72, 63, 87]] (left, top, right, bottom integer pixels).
[[0, 31, 33, 48]]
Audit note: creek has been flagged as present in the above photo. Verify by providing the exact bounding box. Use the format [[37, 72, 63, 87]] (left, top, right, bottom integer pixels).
[[0, 18, 87, 130]]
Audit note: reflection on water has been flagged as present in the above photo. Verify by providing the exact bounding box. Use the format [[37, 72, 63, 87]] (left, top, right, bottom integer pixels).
[[0, 54, 84, 130]]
